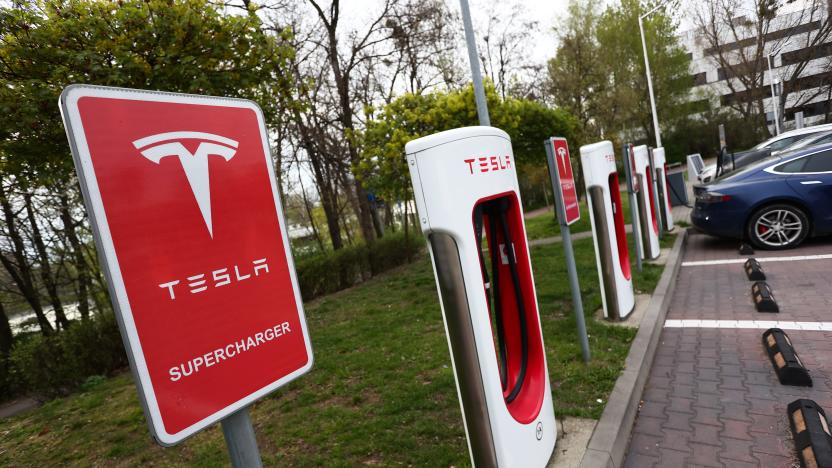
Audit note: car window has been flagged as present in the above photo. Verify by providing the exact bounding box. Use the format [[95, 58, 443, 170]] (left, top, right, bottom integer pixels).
[[801, 150, 832, 172], [776, 157, 807, 173], [767, 135, 806, 151]]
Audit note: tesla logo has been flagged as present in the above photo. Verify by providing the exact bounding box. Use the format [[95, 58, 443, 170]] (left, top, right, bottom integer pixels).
[[133, 131, 239, 237], [557, 146, 568, 165], [464, 155, 511, 174]]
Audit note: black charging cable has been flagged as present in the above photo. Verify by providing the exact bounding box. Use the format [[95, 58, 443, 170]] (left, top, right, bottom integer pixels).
[[473, 199, 529, 402], [495, 198, 528, 404], [487, 208, 509, 391]]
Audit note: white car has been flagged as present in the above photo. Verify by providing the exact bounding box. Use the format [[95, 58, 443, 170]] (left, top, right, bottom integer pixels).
[[772, 130, 832, 155], [699, 123, 832, 182]]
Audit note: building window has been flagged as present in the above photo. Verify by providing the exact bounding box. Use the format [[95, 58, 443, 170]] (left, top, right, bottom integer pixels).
[[782, 42, 832, 66], [720, 71, 832, 107], [704, 21, 821, 56], [785, 101, 831, 120]]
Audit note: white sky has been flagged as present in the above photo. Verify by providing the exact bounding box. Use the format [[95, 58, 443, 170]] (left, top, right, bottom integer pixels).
[[338, 0, 813, 67], [341, 0, 573, 66]]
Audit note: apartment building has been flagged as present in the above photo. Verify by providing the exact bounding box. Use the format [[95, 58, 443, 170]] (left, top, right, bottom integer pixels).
[[679, 6, 832, 131]]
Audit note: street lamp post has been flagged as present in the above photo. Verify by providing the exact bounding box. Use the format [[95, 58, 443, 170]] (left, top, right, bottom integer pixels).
[[459, 0, 490, 126], [638, 0, 671, 148], [767, 53, 782, 136]]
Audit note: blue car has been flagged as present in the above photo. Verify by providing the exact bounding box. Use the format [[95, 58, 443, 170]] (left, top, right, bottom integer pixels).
[[692, 142, 832, 249]]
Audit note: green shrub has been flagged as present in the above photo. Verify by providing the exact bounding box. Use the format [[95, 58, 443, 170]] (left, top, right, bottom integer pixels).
[[295, 232, 423, 300], [8, 313, 127, 398]]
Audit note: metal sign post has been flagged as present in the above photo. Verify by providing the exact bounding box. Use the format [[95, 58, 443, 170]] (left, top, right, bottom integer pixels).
[[622, 144, 643, 273], [222, 409, 263, 468], [545, 138, 590, 363], [59, 85, 315, 456]]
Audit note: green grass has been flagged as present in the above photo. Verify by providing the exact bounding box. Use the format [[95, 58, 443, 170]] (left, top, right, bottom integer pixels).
[[524, 195, 635, 240], [0, 232, 675, 466]]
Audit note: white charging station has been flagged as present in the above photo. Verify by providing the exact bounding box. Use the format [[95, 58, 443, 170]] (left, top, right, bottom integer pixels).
[[652, 147, 674, 231], [406, 127, 556, 467], [579, 141, 635, 321], [632, 145, 660, 260]]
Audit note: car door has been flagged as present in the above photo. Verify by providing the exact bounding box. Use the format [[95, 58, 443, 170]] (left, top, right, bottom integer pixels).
[[783, 149, 832, 233]]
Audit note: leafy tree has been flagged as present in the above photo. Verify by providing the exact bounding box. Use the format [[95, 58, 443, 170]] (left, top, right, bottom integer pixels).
[[547, 0, 604, 143], [594, 0, 692, 146], [0, 0, 294, 182], [0, 0, 295, 335], [357, 83, 577, 209], [548, 0, 692, 155]]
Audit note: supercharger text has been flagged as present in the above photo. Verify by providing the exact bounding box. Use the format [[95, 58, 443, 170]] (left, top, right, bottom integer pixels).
[[168, 321, 293, 382]]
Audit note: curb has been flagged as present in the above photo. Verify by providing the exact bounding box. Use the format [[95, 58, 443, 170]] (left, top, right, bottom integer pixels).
[[579, 229, 689, 468]]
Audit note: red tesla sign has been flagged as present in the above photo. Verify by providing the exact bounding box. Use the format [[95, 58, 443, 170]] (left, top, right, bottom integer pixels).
[[628, 144, 640, 193], [60, 85, 313, 445], [549, 137, 581, 226]]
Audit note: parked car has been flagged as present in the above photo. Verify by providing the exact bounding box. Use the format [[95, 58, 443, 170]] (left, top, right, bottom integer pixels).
[[699, 123, 832, 182], [772, 130, 832, 155], [692, 142, 832, 249]]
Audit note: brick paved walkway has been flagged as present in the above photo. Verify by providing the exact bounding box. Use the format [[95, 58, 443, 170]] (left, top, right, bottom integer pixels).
[[624, 231, 832, 467]]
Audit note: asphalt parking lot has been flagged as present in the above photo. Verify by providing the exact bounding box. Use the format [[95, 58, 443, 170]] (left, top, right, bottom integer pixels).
[[624, 230, 832, 467]]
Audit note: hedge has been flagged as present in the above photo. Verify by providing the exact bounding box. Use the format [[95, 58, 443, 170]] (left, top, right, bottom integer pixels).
[[295, 232, 423, 300], [4, 312, 127, 399]]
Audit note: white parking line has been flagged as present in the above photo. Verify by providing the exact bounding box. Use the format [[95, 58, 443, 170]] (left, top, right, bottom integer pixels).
[[682, 253, 832, 267], [665, 319, 832, 331]]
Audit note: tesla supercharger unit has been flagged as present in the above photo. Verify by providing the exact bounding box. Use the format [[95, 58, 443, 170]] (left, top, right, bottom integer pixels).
[[632, 145, 660, 260], [652, 147, 674, 231], [406, 126, 556, 467], [580, 141, 635, 321]]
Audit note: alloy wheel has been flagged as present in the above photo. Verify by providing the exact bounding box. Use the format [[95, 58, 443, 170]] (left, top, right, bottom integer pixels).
[[754, 209, 804, 248]]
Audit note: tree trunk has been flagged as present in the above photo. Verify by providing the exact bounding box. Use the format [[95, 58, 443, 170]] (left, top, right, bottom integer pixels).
[[24, 193, 70, 330], [403, 199, 410, 239], [291, 107, 344, 250], [370, 196, 384, 238], [384, 202, 395, 232], [297, 167, 325, 252], [340, 208, 354, 245], [319, 10, 378, 245], [59, 191, 90, 320], [349, 147, 378, 244], [0, 300, 12, 357], [0, 183, 52, 335]]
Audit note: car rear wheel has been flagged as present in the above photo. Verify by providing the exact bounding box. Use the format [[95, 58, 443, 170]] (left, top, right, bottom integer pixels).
[[747, 204, 809, 250]]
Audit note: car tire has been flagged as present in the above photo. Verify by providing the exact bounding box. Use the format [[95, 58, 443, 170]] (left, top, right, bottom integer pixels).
[[746, 203, 810, 250]]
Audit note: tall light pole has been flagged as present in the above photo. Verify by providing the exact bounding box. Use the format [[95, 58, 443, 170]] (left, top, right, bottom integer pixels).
[[638, 0, 671, 148], [765, 40, 791, 136], [766, 53, 781, 135], [459, 0, 490, 126]]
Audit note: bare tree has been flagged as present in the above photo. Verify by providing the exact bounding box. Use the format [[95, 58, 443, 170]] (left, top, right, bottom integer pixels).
[[382, 0, 463, 96], [695, 0, 832, 136], [479, 2, 540, 100], [306, 0, 400, 243], [0, 176, 52, 335]]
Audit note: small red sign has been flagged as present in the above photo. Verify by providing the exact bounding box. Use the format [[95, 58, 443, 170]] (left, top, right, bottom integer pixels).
[[549, 138, 581, 226], [628, 144, 640, 193], [60, 86, 313, 445]]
